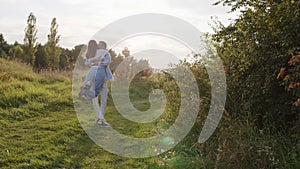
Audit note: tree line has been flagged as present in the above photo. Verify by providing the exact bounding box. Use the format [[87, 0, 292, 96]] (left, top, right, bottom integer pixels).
[[0, 12, 77, 71], [0, 12, 152, 75]]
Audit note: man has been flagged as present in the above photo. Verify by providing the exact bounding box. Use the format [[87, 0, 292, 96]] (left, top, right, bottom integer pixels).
[[85, 41, 114, 127]]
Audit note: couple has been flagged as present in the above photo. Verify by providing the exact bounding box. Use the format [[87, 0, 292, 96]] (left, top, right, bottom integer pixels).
[[79, 40, 113, 127]]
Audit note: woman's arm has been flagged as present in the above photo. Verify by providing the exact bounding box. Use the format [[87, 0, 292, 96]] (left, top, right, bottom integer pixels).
[[88, 49, 107, 63]]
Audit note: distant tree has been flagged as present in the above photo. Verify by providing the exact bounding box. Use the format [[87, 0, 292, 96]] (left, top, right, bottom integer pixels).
[[13, 41, 20, 46], [8, 45, 23, 60], [70, 44, 85, 69], [112, 47, 152, 79], [71, 44, 85, 61], [59, 48, 70, 70], [0, 33, 10, 58], [45, 18, 61, 70], [122, 47, 130, 57], [35, 44, 47, 70], [109, 49, 122, 73], [135, 59, 152, 78], [109, 49, 117, 61], [24, 12, 38, 65]]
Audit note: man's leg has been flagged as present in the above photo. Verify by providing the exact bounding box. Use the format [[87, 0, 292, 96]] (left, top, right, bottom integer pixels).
[[98, 82, 110, 127], [92, 97, 101, 120], [94, 68, 106, 97], [99, 82, 108, 120]]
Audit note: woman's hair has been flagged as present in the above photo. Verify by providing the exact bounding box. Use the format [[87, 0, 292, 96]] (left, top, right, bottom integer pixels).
[[85, 40, 98, 59]]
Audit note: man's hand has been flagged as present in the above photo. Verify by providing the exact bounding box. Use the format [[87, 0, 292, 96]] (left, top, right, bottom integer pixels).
[[96, 57, 105, 62], [85, 59, 91, 66]]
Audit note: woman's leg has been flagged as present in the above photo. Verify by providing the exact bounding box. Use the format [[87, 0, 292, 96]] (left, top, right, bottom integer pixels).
[[83, 67, 105, 99], [79, 66, 98, 98], [83, 66, 98, 87]]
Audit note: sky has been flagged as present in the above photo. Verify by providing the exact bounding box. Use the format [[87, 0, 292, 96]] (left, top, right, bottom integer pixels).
[[0, 0, 238, 60]]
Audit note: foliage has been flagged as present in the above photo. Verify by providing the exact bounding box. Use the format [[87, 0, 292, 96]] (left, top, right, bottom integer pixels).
[[45, 18, 61, 70], [277, 52, 300, 107], [0, 33, 10, 57], [212, 0, 300, 129], [34, 44, 48, 70], [108, 49, 121, 74], [8, 45, 23, 60], [110, 47, 152, 78], [23, 12, 38, 65], [59, 49, 70, 70], [201, 0, 300, 168]]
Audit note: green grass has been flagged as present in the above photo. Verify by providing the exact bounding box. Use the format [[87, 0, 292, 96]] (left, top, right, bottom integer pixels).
[[2, 58, 297, 168], [0, 58, 162, 168]]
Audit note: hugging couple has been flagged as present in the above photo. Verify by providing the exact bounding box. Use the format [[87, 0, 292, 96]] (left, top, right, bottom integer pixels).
[[79, 40, 114, 127]]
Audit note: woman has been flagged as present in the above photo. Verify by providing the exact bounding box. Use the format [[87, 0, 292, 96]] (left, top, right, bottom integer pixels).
[[78, 40, 110, 127]]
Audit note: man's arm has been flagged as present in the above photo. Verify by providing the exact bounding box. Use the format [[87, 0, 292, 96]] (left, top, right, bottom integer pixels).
[[98, 53, 111, 66]]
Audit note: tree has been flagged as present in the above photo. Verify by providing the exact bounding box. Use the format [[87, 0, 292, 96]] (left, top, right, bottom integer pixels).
[[59, 48, 70, 70], [8, 45, 23, 60], [212, 0, 300, 129], [109, 49, 122, 74], [34, 44, 47, 70], [111, 47, 152, 79], [0, 33, 10, 58], [24, 12, 38, 65], [45, 17, 61, 70], [122, 47, 130, 57], [71, 44, 85, 62]]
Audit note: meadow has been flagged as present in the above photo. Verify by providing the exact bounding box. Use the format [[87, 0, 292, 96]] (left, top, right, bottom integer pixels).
[[0, 58, 164, 168], [0, 58, 299, 168]]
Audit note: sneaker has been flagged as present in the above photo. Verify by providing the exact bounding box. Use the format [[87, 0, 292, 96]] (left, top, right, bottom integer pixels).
[[85, 81, 92, 88], [78, 86, 87, 98], [97, 120, 111, 127], [84, 90, 96, 100]]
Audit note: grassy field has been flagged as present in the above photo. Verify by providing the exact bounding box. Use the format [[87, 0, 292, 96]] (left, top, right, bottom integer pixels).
[[0, 58, 167, 168], [2, 58, 298, 169]]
